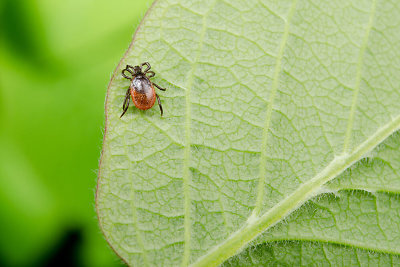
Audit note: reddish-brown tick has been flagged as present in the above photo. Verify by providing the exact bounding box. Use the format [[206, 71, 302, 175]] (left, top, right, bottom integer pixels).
[[120, 62, 166, 117]]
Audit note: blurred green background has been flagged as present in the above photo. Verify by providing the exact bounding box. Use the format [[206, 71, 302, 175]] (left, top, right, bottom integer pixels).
[[0, 0, 153, 266]]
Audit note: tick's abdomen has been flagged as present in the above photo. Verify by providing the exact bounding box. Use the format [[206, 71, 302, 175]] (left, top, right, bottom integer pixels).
[[130, 76, 156, 110]]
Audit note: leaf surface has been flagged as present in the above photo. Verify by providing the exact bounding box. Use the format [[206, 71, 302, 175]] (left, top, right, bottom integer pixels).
[[96, 0, 400, 266]]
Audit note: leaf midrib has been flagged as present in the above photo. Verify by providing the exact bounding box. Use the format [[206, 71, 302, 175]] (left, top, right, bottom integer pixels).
[[192, 114, 400, 267]]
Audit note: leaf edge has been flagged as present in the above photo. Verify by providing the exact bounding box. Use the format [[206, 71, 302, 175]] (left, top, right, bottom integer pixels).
[[95, 0, 159, 265]]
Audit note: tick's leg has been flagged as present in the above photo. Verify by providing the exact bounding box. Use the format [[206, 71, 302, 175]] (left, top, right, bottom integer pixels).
[[125, 64, 136, 74], [156, 93, 163, 116], [120, 88, 131, 118], [122, 68, 134, 80], [141, 62, 151, 73], [153, 82, 166, 91], [146, 71, 155, 78]]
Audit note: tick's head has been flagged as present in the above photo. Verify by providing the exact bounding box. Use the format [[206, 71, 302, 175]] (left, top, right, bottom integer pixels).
[[121, 64, 146, 81], [133, 65, 143, 74]]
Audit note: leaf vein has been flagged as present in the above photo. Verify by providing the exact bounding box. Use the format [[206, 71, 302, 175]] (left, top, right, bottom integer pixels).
[[182, 1, 218, 266], [253, 0, 299, 217], [343, 0, 377, 152], [125, 129, 150, 265]]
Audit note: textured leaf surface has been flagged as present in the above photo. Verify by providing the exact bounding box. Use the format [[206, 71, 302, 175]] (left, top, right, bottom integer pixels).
[[96, 0, 400, 266]]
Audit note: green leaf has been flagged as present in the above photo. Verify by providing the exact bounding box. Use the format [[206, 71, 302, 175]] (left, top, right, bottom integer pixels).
[[96, 0, 400, 266]]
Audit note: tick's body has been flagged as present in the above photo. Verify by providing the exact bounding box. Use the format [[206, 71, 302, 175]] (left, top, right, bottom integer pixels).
[[130, 75, 156, 110], [120, 62, 166, 118]]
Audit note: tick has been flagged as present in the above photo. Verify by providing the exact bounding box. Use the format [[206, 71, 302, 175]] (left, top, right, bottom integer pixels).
[[120, 62, 166, 118]]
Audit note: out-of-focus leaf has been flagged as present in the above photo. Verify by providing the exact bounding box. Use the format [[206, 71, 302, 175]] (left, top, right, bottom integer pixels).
[[0, 134, 57, 266]]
